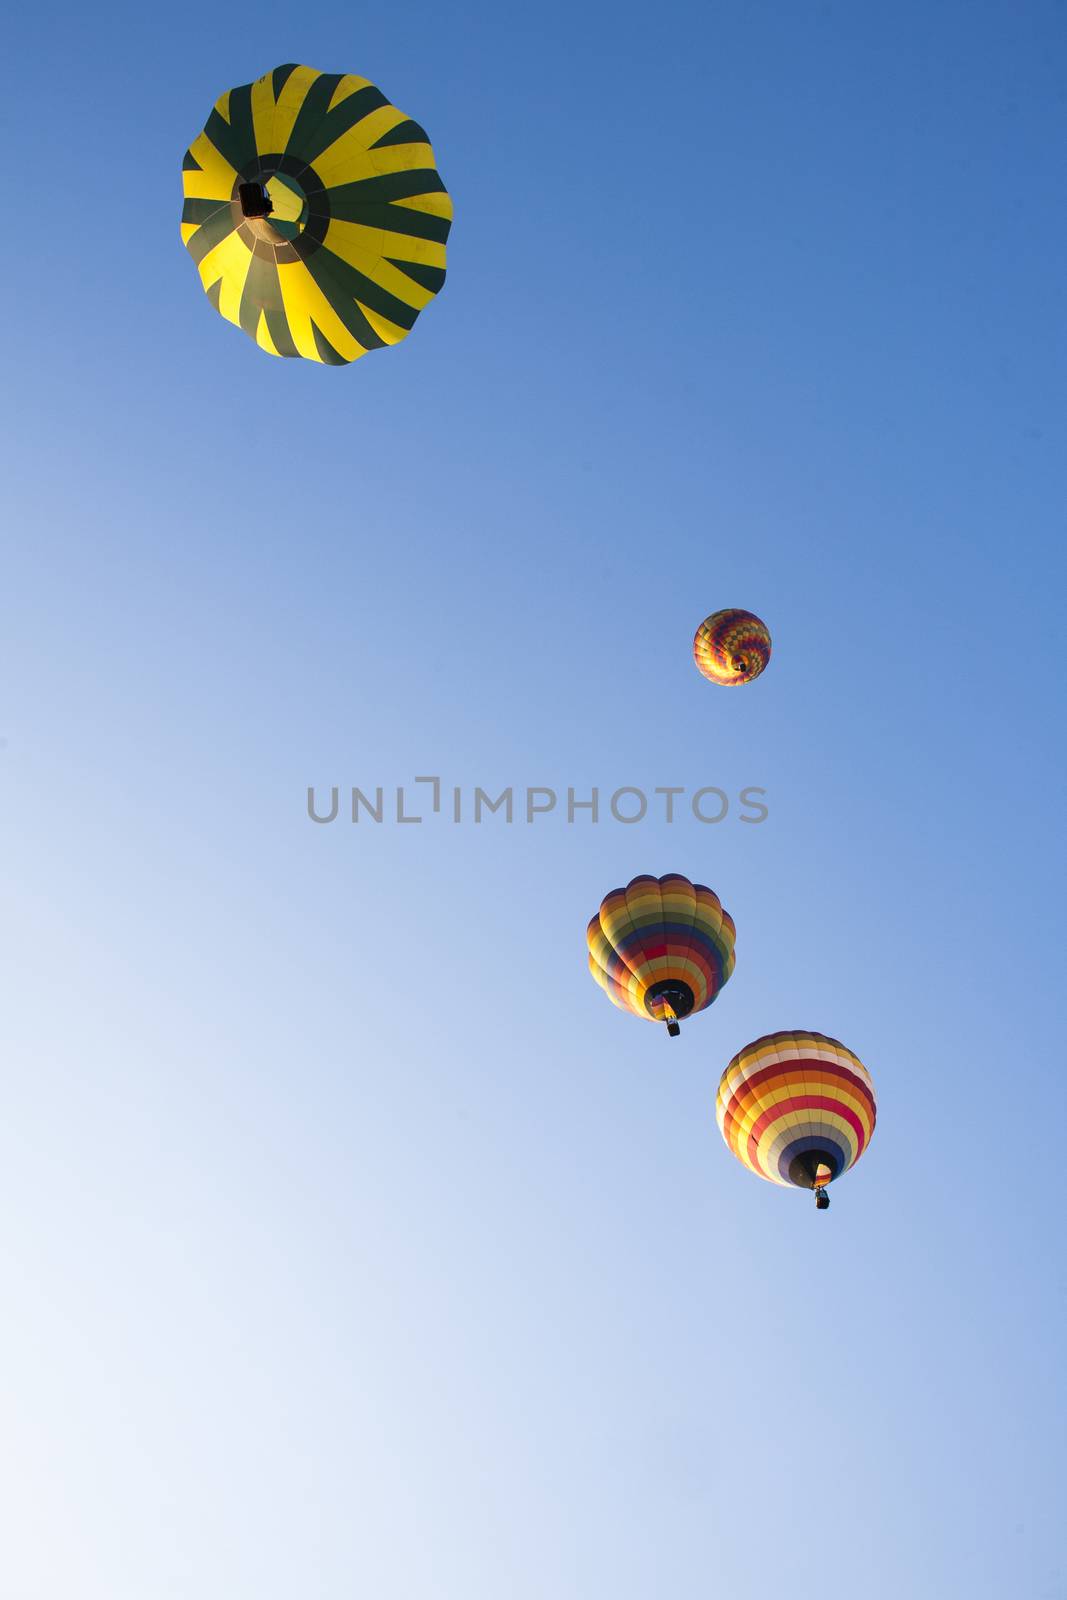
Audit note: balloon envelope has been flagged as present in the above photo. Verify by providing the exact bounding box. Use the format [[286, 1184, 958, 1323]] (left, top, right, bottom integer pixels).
[[587, 874, 736, 1035], [693, 609, 771, 685], [716, 1030, 876, 1193], [181, 63, 452, 363]]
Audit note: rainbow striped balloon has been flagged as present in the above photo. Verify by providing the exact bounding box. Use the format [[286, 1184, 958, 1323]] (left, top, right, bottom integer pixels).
[[693, 609, 772, 686], [587, 874, 736, 1037], [716, 1031, 876, 1204]]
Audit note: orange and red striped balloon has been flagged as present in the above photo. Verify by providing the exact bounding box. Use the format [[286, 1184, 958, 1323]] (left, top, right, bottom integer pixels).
[[716, 1031, 875, 1203]]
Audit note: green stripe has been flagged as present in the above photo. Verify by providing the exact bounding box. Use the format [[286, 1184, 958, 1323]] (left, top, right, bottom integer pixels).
[[326, 193, 451, 245], [281, 72, 342, 161], [311, 323, 348, 365], [329, 169, 448, 206], [386, 258, 446, 294], [183, 197, 230, 226], [264, 308, 300, 358], [287, 80, 391, 165], [204, 82, 258, 175], [281, 72, 340, 157], [272, 63, 299, 99], [305, 243, 418, 328], [182, 147, 202, 171], [299, 252, 388, 349], [238, 255, 282, 338], [370, 118, 429, 149], [186, 207, 239, 265]]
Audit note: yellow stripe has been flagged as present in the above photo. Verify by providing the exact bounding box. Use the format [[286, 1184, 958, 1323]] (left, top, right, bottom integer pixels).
[[197, 231, 255, 325], [337, 249, 439, 311], [368, 140, 439, 176], [251, 72, 278, 160], [328, 73, 374, 112], [312, 139, 439, 188], [313, 105, 411, 177], [357, 301, 411, 346], [182, 132, 238, 200], [255, 310, 282, 357], [276, 262, 368, 363], [755, 1108, 859, 1176], [272, 66, 320, 154], [724, 1080, 873, 1146]]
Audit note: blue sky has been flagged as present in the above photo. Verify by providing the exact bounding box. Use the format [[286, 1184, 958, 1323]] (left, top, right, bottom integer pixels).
[[3, 2, 1065, 1596]]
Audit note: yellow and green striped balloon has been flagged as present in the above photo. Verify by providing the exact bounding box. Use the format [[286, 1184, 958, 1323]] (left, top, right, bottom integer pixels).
[[181, 64, 452, 364]]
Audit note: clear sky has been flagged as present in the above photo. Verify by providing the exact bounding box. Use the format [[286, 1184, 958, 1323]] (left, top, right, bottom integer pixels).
[[2, 2, 1065, 1596]]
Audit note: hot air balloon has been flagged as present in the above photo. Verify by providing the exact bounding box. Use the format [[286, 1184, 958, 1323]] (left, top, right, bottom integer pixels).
[[181, 64, 451, 363], [587, 874, 736, 1038], [693, 610, 771, 686], [715, 1031, 875, 1210]]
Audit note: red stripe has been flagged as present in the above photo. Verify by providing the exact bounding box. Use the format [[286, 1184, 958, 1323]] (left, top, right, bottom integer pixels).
[[722, 1073, 873, 1132], [740, 1094, 867, 1172], [741, 1054, 870, 1097], [725, 1060, 875, 1120]]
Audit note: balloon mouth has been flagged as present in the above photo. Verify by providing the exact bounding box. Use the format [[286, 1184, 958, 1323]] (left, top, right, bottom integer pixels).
[[787, 1150, 840, 1190], [732, 657, 748, 674], [644, 979, 695, 1022], [238, 171, 313, 244], [238, 181, 273, 218], [234, 169, 314, 249]]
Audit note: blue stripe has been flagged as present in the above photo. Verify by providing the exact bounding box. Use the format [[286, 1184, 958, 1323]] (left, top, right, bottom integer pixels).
[[776, 1134, 848, 1186]]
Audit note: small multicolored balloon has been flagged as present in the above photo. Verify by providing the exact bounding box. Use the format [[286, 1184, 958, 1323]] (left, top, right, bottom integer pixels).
[[715, 1031, 876, 1210], [693, 609, 771, 686], [587, 873, 736, 1038]]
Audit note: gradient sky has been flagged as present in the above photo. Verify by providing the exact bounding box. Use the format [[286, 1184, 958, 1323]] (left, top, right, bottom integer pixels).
[[3, 3, 1065, 1596]]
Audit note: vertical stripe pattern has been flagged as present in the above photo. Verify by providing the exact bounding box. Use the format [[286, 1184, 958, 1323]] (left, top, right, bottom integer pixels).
[[587, 874, 736, 1025], [181, 64, 452, 364]]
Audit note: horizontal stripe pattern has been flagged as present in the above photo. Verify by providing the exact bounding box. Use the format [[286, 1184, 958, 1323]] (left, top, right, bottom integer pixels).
[[693, 609, 772, 686], [587, 873, 736, 1023], [716, 1031, 876, 1191], [180, 63, 452, 364]]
